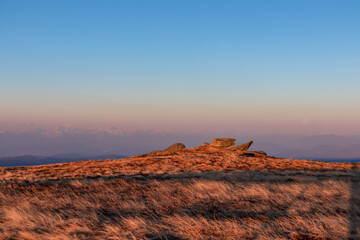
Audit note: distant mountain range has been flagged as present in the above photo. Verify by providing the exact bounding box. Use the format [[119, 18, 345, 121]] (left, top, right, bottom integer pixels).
[[0, 154, 127, 167], [271, 134, 360, 160], [1, 128, 360, 166]]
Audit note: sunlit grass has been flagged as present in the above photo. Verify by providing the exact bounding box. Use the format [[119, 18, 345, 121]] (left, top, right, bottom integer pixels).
[[0, 146, 358, 239]]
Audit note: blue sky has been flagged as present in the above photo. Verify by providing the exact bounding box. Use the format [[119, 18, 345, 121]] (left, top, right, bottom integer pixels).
[[1, 0, 359, 134]]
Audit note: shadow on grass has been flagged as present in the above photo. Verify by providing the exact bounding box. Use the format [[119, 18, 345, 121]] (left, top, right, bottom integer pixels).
[[2, 168, 359, 239], [349, 164, 359, 240]]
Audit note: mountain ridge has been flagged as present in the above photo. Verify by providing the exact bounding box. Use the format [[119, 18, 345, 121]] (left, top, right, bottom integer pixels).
[[0, 154, 127, 167]]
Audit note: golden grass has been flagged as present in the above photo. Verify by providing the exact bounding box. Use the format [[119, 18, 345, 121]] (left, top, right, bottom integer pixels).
[[0, 146, 358, 185], [0, 146, 359, 239]]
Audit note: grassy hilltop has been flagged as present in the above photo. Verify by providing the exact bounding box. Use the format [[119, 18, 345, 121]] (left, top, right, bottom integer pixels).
[[0, 142, 359, 239]]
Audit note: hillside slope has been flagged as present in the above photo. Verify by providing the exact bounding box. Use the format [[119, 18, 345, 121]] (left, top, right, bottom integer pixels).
[[1, 144, 358, 185], [0, 142, 359, 239]]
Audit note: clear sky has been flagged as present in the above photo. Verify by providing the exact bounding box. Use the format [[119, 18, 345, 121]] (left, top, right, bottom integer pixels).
[[1, 0, 359, 135]]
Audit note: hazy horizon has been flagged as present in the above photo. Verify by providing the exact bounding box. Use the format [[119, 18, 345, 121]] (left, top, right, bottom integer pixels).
[[1, 126, 360, 161]]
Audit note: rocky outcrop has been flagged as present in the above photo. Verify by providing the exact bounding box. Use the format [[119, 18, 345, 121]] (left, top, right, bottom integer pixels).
[[140, 143, 186, 157], [139, 138, 260, 157], [241, 151, 267, 157], [162, 143, 186, 154], [229, 140, 253, 151], [209, 138, 236, 148], [252, 151, 267, 155]]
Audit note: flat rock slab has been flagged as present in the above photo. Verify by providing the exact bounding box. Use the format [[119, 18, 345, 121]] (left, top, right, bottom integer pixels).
[[229, 140, 253, 151], [210, 138, 236, 148]]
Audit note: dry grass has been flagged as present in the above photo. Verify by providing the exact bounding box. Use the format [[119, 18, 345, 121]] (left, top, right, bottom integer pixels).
[[0, 146, 358, 185], [0, 146, 359, 239]]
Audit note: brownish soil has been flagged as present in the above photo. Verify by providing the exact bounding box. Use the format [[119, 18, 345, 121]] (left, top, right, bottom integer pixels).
[[0, 145, 359, 239]]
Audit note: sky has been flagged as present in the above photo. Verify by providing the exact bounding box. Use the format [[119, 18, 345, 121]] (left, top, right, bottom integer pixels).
[[1, 0, 360, 135]]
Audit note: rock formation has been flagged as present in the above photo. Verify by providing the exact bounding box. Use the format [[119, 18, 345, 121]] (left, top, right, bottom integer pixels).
[[138, 138, 262, 157], [140, 143, 186, 157], [229, 140, 253, 151], [162, 143, 186, 154], [209, 138, 236, 148], [252, 150, 267, 155]]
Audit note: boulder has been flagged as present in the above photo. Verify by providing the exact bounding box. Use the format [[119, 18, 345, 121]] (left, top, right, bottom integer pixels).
[[241, 151, 267, 157], [229, 140, 253, 151], [252, 151, 267, 155], [210, 138, 236, 148], [141, 143, 186, 157], [162, 143, 186, 154]]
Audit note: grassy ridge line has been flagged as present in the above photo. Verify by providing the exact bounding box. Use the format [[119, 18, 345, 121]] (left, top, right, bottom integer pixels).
[[0, 146, 358, 185]]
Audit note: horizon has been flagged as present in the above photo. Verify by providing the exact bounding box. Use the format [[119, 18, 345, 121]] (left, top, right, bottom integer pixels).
[[2, 127, 360, 161]]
